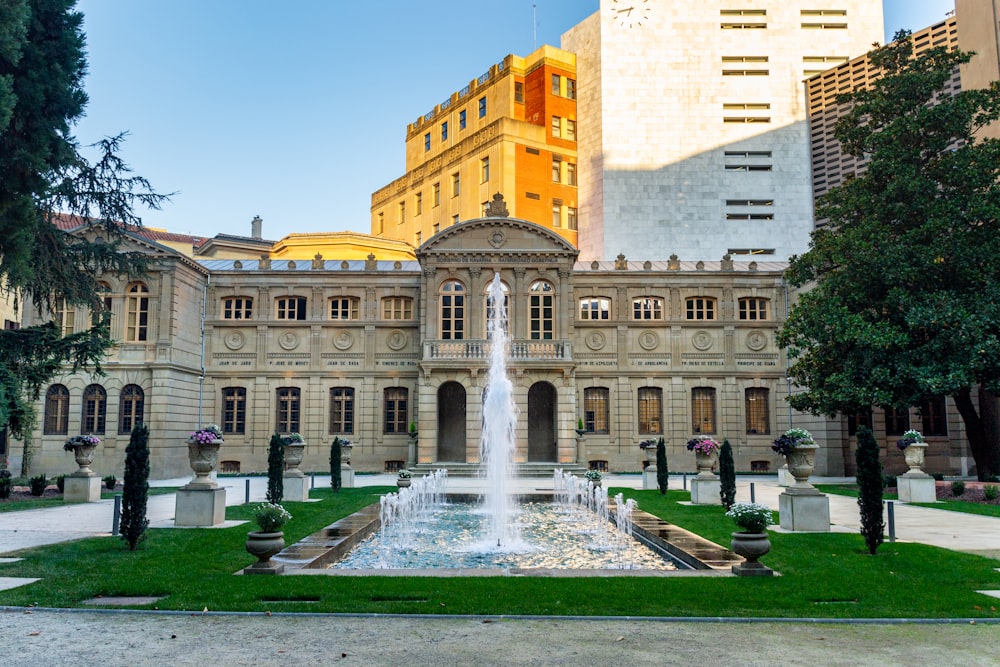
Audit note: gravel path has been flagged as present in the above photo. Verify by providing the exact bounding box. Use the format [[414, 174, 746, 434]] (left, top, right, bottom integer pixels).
[[2, 609, 999, 666]]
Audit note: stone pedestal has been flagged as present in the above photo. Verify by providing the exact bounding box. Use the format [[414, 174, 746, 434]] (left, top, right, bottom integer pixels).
[[778, 489, 830, 532], [777, 465, 792, 486], [64, 474, 101, 502], [341, 469, 355, 488], [643, 464, 658, 490], [175, 486, 226, 526], [283, 474, 309, 502], [897, 472, 936, 503], [690, 478, 721, 505]]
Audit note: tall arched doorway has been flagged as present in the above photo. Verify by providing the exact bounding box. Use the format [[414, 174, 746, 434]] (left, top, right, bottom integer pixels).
[[437, 382, 467, 462], [527, 382, 557, 462]]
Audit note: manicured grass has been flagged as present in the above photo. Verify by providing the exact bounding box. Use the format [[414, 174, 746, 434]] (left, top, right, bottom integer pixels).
[[815, 484, 1000, 518], [0, 487, 178, 513], [0, 486, 997, 618]]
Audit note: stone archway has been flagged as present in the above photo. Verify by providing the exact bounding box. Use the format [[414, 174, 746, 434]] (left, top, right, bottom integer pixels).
[[527, 382, 557, 462], [437, 382, 467, 462]]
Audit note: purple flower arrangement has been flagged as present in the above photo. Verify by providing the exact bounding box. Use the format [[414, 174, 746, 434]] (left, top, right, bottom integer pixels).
[[63, 434, 101, 451], [686, 437, 721, 455], [190, 424, 223, 444]]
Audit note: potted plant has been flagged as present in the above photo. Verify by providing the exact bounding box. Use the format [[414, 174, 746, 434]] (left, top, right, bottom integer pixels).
[[896, 429, 927, 472], [639, 439, 657, 463], [686, 436, 721, 477], [187, 424, 223, 485], [584, 469, 602, 487], [245, 502, 292, 572], [397, 469, 412, 488], [771, 428, 818, 486], [726, 501, 774, 573], [576, 418, 586, 437], [63, 434, 101, 475], [408, 421, 418, 440], [280, 432, 307, 476]]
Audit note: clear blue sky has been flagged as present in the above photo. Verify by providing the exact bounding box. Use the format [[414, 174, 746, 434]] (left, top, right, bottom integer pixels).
[[72, 0, 956, 241]]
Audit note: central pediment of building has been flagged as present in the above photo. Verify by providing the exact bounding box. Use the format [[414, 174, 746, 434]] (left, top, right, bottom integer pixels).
[[417, 216, 578, 264]]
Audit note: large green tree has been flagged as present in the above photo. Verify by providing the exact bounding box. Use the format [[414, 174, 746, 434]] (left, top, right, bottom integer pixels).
[[779, 31, 1000, 480], [0, 0, 166, 448]]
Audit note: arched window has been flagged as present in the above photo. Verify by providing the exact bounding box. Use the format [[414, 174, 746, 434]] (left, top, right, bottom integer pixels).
[[330, 387, 355, 434], [529, 280, 554, 340], [738, 297, 770, 320], [221, 296, 253, 320], [82, 384, 107, 434], [638, 387, 662, 434], [44, 384, 70, 435], [381, 296, 413, 320], [119, 384, 144, 434], [221, 387, 247, 434], [439, 280, 465, 340], [633, 297, 664, 320], [584, 387, 609, 434], [685, 297, 717, 321], [884, 406, 910, 437], [384, 387, 408, 434], [745, 388, 770, 435], [484, 280, 510, 339], [329, 297, 359, 320], [276, 387, 301, 433], [125, 282, 150, 341], [920, 396, 948, 436], [692, 387, 716, 434], [579, 297, 611, 320]]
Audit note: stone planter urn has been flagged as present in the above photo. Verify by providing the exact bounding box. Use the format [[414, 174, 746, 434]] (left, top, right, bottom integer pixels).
[[695, 451, 718, 479], [784, 443, 819, 487], [245, 531, 285, 566], [397, 477, 411, 488], [187, 439, 222, 487], [902, 442, 928, 472], [283, 441, 306, 477], [70, 444, 98, 475], [341, 441, 354, 467], [730, 532, 772, 575]]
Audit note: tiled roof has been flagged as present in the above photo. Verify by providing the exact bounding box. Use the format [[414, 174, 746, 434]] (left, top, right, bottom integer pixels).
[[50, 213, 208, 247]]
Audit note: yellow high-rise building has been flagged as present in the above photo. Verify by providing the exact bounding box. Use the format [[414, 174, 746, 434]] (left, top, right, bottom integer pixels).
[[371, 46, 579, 247]]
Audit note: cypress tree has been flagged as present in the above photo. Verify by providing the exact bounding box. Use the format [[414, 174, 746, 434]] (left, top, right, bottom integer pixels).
[[266, 434, 284, 504], [655, 437, 668, 494], [855, 425, 884, 555], [120, 424, 149, 551], [330, 437, 342, 493], [719, 438, 736, 509]]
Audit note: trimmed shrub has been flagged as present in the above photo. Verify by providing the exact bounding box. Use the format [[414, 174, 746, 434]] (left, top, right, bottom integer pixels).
[[103, 474, 117, 490], [54, 474, 66, 493], [29, 474, 47, 496], [655, 438, 668, 495], [120, 424, 150, 550], [266, 434, 284, 504], [330, 437, 342, 493], [719, 439, 736, 508], [932, 473, 945, 481], [951, 481, 966, 497], [984, 485, 998, 501], [0, 470, 12, 499], [855, 425, 884, 555]]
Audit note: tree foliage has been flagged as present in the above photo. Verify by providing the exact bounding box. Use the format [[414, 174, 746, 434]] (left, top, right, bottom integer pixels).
[[120, 424, 149, 551], [266, 434, 284, 504], [855, 426, 884, 555], [0, 0, 168, 441], [330, 437, 342, 493], [655, 437, 668, 494], [719, 438, 736, 509], [779, 31, 1000, 479]]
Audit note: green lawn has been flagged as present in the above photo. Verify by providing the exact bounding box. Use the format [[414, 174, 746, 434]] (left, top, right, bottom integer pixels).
[[0, 487, 178, 513], [0, 486, 997, 618]]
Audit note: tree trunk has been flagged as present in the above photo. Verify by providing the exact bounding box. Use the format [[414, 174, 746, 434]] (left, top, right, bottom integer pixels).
[[952, 386, 1000, 481]]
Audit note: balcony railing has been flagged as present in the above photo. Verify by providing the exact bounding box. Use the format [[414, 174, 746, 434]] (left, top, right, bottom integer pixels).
[[425, 340, 571, 361]]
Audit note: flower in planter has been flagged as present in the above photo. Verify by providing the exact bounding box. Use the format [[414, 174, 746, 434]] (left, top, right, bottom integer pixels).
[[281, 432, 304, 445], [638, 439, 658, 450], [726, 502, 774, 534], [397, 469, 412, 479], [686, 437, 720, 455], [63, 434, 101, 451], [584, 469, 602, 482], [770, 428, 815, 456], [896, 429, 925, 450], [190, 424, 223, 444], [252, 502, 292, 532]]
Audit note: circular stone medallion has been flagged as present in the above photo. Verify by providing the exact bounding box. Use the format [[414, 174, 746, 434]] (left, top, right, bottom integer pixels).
[[746, 330, 768, 351], [224, 331, 245, 351], [585, 331, 606, 351], [333, 331, 354, 351], [387, 329, 408, 351], [638, 330, 659, 351], [692, 330, 714, 351], [278, 331, 300, 351]]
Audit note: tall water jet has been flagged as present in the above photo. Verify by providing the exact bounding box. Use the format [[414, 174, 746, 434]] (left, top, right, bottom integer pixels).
[[480, 272, 519, 546]]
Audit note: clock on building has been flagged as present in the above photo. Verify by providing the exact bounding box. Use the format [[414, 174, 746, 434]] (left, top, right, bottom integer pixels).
[[609, 0, 651, 28]]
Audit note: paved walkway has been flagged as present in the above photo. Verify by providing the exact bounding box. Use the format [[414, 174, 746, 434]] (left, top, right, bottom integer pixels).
[[2, 473, 999, 559]]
